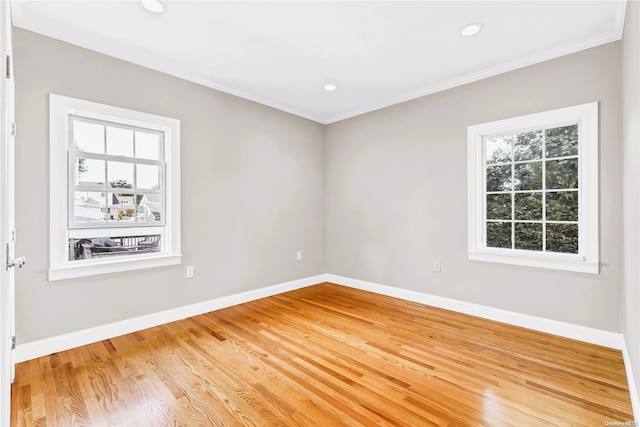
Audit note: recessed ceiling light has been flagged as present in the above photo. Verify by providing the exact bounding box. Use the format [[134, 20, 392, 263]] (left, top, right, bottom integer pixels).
[[324, 83, 337, 92], [142, 0, 165, 13], [461, 23, 483, 37]]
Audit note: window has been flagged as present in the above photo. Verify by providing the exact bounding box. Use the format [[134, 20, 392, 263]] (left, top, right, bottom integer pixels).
[[49, 94, 181, 280], [467, 102, 598, 274]]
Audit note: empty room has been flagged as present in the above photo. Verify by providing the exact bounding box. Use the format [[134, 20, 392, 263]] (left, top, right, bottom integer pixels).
[[0, 0, 638, 425]]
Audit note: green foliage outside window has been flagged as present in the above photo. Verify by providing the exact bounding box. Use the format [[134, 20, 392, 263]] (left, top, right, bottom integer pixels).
[[485, 124, 579, 254]]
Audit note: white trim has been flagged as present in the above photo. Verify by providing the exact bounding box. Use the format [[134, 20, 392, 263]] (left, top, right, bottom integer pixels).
[[326, 274, 624, 349], [467, 102, 599, 274], [15, 271, 628, 356], [16, 273, 626, 359], [467, 251, 599, 274], [157, 28, 624, 125], [68, 226, 165, 239], [49, 94, 181, 280], [621, 341, 640, 422], [0, 2, 13, 425], [11, 1, 624, 125], [14, 274, 325, 363], [323, 29, 623, 124], [48, 253, 182, 281]]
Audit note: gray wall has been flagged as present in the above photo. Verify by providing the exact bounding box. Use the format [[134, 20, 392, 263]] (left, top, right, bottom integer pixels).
[[13, 25, 627, 345], [623, 0, 640, 401], [326, 42, 623, 332], [13, 28, 326, 343]]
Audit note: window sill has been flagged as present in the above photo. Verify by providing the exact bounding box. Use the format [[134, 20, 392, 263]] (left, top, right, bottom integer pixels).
[[468, 250, 598, 274], [48, 253, 182, 281]]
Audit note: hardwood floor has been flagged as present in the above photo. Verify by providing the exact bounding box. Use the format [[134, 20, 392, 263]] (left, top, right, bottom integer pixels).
[[11, 283, 634, 426]]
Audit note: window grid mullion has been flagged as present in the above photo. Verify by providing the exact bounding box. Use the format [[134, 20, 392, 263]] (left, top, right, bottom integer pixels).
[[101, 123, 113, 222], [482, 137, 487, 247], [68, 116, 75, 229], [71, 152, 162, 167], [510, 135, 515, 250], [133, 129, 138, 224], [542, 128, 547, 253]]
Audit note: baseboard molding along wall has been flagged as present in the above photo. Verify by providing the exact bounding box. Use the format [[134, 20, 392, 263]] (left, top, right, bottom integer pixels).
[[326, 274, 625, 350], [14, 274, 326, 363], [15, 272, 626, 359], [621, 342, 640, 422], [14, 272, 637, 420]]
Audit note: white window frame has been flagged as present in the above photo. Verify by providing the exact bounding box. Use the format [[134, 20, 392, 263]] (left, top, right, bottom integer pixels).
[[467, 102, 598, 274], [49, 94, 181, 280]]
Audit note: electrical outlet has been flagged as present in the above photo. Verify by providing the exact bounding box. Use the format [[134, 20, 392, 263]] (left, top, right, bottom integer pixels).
[[296, 251, 302, 261], [186, 265, 195, 278], [433, 261, 441, 273]]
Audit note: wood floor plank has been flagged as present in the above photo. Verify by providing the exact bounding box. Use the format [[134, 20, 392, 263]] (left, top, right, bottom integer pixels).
[[204, 308, 385, 427], [11, 283, 634, 426]]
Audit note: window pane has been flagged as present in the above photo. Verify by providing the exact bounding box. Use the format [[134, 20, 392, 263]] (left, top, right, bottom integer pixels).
[[485, 135, 511, 164], [486, 194, 511, 220], [72, 120, 104, 154], [136, 164, 160, 190], [546, 223, 579, 254], [75, 158, 105, 187], [514, 222, 543, 251], [137, 194, 162, 223], [136, 131, 162, 160], [108, 192, 136, 222], [546, 158, 578, 189], [486, 165, 512, 192], [73, 191, 106, 223], [69, 234, 161, 261], [107, 162, 134, 189], [546, 191, 578, 222], [486, 222, 512, 249], [514, 162, 542, 191], [106, 126, 134, 157], [514, 131, 542, 162], [545, 125, 578, 158], [514, 192, 542, 221]]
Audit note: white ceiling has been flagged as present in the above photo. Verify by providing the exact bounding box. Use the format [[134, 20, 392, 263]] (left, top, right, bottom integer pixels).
[[11, 1, 626, 124]]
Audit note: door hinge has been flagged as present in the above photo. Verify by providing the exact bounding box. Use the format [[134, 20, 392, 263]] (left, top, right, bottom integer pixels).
[[5, 55, 9, 79], [10, 122, 15, 137], [11, 336, 15, 351]]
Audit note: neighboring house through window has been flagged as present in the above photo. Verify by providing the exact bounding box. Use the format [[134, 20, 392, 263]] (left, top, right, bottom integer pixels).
[[49, 94, 181, 280], [467, 102, 598, 273]]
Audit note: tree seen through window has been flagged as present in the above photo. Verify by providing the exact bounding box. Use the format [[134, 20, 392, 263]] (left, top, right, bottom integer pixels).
[[484, 125, 579, 254]]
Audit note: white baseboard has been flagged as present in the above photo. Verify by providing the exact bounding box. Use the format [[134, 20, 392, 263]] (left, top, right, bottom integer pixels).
[[15, 272, 625, 359], [14, 274, 326, 363], [622, 341, 640, 422], [326, 274, 625, 350]]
